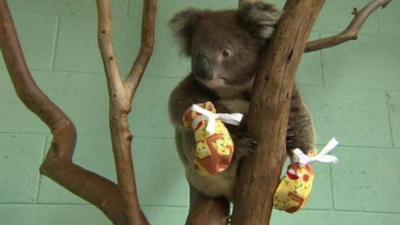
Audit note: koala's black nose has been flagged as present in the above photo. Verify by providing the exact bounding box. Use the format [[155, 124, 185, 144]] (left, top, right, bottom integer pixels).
[[192, 55, 213, 81]]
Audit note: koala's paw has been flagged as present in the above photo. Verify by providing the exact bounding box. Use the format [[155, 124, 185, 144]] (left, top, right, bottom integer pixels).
[[214, 99, 250, 114], [240, 2, 282, 39], [236, 136, 257, 158]]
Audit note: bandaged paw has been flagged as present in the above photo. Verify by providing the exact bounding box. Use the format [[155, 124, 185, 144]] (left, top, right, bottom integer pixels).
[[183, 102, 243, 176], [273, 138, 339, 213]]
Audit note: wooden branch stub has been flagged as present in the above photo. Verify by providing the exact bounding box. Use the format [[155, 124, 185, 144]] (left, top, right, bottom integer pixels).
[[352, 7, 359, 15], [305, 0, 392, 52], [231, 0, 326, 224]]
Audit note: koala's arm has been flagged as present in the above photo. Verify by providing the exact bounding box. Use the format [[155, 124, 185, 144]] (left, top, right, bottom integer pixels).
[[213, 99, 250, 132], [286, 86, 316, 155], [169, 75, 216, 130]]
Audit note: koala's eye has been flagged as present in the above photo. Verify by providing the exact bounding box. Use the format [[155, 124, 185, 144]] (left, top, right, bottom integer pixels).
[[222, 49, 232, 57]]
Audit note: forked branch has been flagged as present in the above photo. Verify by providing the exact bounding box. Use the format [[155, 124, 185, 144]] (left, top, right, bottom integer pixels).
[[0, 0, 157, 224], [305, 0, 392, 52], [96, 0, 157, 225], [0, 0, 125, 223], [97, 0, 147, 222]]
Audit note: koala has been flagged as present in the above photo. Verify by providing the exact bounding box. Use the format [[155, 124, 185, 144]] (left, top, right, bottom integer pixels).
[[169, 2, 315, 202]]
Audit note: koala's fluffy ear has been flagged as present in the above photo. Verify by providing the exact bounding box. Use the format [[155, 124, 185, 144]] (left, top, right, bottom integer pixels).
[[169, 8, 201, 55], [239, 2, 282, 40]]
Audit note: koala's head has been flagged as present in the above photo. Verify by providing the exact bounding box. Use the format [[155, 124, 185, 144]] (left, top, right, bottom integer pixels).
[[170, 2, 281, 90]]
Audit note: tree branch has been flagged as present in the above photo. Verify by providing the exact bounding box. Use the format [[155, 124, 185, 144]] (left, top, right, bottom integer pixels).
[[239, 0, 259, 7], [97, 0, 125, 100], [231, 0, 326, 224], [305, 0, 392, 52], [186, 186, 230, 225], [125, 0, 157, 98], [0, 0, 158, 224], [96, 0, 157, 225], [0, 0, 126, 224]]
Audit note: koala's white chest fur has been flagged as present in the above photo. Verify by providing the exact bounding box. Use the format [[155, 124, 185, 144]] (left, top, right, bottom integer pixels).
[[211, 77, 255, 100]]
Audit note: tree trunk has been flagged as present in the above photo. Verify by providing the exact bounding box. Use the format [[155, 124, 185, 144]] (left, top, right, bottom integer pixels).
[[231, 0, 326, 224]]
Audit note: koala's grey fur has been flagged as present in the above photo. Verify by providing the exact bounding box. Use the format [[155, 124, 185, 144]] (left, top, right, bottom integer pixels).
[[169, 2, 315, 201]]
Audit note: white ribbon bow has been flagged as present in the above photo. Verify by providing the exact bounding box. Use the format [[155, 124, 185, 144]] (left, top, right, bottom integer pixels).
[[292, 138, 339, 166], [191, 104, 243, 134]]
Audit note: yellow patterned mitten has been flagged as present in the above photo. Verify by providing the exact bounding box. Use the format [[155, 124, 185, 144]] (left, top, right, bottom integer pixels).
[[274, 138, 339, 213], [183, 102, 243, 176]]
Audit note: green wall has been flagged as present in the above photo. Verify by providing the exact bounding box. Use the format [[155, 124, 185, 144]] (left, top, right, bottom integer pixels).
[[1, 0, 400, 224]]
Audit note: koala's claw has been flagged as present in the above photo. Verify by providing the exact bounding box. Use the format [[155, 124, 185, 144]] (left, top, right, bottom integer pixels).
[[226, 216, 232, 224], [240, 2, 282, 39], [236, 137, 257, 157], [248, 2, 281, 25], [250, 140, 257, 151]]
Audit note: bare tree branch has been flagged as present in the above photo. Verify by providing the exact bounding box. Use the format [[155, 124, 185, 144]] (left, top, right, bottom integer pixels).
[[186, 186, 230, 225], [305, 0, 392, 52], [125, 0, 157, 98], [239, 0, 260, 7], [96, 0, 157, 225], [0, 0, 158, 224], [231, 0, 326, 224], [97, 0, 125, 100], [0, 0, 126, 224]]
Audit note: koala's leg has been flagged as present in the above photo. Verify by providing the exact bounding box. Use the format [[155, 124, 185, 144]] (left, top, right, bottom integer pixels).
[[185, 185, 230, 225], [286, 86, 316, 156]]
